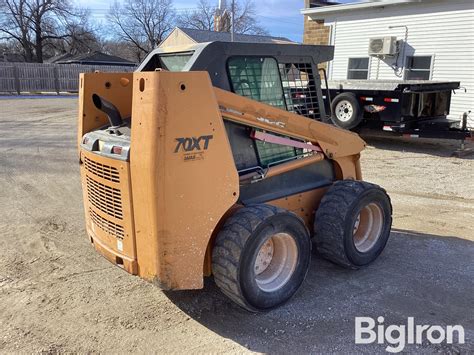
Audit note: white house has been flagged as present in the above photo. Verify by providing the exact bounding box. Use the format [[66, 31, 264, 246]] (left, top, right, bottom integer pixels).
[[302, 0, 474, 126]]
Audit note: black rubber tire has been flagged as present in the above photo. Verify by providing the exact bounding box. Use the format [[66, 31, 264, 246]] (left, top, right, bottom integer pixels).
[[330, 92, 363, 129], [313, 180, 392, 269], [212, 204, 311, 312]]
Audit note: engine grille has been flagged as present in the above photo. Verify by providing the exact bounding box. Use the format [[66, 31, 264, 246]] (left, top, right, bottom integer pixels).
[[89, 208, 124, 239], [86, 175, 123, 220], [81, 150, 135, 262], [84, 156, 120, 183]]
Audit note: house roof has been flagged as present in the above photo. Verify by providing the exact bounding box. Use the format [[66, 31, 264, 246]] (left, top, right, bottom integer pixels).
[[46, 53, 73, 64], [177, 27, 295, 44], [47, 51, 135, 66], [302, 0, 424, 17], [308, 0, 341, 7]]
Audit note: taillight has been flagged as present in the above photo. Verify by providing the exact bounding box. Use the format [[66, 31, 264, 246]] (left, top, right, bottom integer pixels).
[[112, 146, 123, 155], [292, 92, 306, 99]]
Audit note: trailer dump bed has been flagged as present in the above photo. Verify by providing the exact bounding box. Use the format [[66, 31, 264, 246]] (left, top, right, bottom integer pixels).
[[327, 80, 460, 93]]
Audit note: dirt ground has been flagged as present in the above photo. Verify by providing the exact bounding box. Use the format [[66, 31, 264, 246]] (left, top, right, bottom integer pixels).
[[0, 97, 473, 354]]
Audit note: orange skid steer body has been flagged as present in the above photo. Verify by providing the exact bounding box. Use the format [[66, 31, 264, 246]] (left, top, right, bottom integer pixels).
[[78, 70, 391, 312]]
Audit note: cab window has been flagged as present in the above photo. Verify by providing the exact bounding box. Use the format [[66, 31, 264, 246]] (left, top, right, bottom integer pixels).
[[227, 56, 287, 109], [227, 56, 301, 167], [159, 52, 193, 71]]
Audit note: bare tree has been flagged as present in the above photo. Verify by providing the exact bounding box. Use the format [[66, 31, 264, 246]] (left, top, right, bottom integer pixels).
[[0, 0, 95, 62], [232, 0, 268, 35], [178, 0, 268, 36], [48, 8, 101, 57], [0, 40, 26, 61], [49, 23, 101, 57], [102, 39, 140, 64], [108, 0, 175, 61], [0, 0, 34, 61], [178, 0, 215, 31]]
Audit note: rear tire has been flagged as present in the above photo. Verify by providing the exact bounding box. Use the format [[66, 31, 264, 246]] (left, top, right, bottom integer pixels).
[[212, 204, 311, 312], [330, 92, 363, 129], [313, 180, 392, 268]]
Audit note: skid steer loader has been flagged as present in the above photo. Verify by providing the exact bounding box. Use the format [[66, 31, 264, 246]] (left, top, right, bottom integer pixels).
[[78, 42, 392, 312]]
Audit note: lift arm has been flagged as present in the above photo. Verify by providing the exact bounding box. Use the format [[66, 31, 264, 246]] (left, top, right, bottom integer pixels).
[[214, 87, 366, 159]]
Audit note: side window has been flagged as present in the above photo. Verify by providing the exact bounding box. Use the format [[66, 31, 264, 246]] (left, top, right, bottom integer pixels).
[[227, 56, 301, 167], [405, 56, 432, 80], [159, 53, 193, 71], [347, 58, 369, 79], [227, 56, 287, 109]]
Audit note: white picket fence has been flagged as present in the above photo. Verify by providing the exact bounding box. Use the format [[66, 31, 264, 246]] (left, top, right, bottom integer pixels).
[[0, 62, 136, 94]]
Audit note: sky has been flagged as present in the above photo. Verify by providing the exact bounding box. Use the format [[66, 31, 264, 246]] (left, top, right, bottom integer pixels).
[[76, 0, 356, 43]]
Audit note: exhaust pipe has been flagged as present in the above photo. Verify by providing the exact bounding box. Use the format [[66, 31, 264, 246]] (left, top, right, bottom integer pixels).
[[92, 94, 123, 128]]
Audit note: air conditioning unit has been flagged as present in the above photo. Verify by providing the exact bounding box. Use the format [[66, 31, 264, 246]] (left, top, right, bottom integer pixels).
[[368, 36, 398, 56]]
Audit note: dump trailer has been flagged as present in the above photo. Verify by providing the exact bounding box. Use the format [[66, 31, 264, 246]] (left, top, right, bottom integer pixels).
[[78, 42, 393, 312], [323, 79, 471, 140]]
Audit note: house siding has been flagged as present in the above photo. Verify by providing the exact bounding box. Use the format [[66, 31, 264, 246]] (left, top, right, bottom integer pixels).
[[313, 0, 474, 125]]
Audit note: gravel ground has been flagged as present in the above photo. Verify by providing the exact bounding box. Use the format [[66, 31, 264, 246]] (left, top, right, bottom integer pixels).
[[0, 98, 473, 353]]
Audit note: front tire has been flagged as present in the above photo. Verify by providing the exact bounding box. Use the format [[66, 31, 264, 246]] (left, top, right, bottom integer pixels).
[[313, 180, 392, 268], [212, 205, 311, 312]]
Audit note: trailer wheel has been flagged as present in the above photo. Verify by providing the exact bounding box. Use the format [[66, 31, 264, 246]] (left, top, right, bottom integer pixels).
[[330, 93, 363, 129], [212, 204, 311, 312], [313, 180, 392, 268]]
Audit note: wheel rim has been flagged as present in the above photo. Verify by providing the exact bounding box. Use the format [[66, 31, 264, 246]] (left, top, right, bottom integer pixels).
[[335, 100, 354, 122], [254, 233, 298, 292], [353, 202, 384, 253]]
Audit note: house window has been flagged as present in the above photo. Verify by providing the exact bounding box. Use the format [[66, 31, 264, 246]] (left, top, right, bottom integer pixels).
[[347, 58, 369, 79], [405, 56, 432, 80]]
